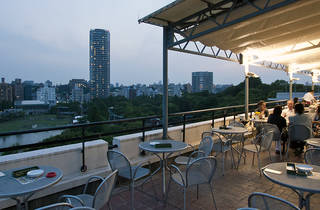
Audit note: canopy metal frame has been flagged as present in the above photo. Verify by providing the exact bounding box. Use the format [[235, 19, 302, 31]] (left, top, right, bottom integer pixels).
[[139, 0, 309, 138]]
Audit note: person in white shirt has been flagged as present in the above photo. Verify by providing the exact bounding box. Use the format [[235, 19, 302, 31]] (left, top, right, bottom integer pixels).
[[303, 90, 316, 105], [282, 100, 295, 122]]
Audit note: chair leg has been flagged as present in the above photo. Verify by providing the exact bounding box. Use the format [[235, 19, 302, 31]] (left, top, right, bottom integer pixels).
[[222, 152, 225, 176], [251, 153, 255, 166], [268, 150, 272, 162], [183, 188, 186, 210], [108, 202, 112, 210], [165, 178, 172, 205], [209, 183, 218, 210], [257, 152, 262, 176], [286, 140, 290, 161], [196, 184, 199, 200], [130, 181, 135, 210]]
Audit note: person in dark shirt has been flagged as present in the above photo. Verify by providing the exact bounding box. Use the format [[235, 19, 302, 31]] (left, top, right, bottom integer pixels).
[[255, 100, 269, 118], [267, 105, 287, 154]]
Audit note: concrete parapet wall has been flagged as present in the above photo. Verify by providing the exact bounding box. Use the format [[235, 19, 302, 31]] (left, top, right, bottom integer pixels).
[[0, 140, 110, 209], [113, 116, 236, 164]]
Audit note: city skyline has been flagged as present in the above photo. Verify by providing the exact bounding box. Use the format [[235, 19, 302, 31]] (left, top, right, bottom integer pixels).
[[0, 0, 312, 86]]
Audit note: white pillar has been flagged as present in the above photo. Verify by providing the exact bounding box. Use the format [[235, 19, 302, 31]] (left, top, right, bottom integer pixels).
[[244, 55, 249, 120], [289, 71, 293, 100]]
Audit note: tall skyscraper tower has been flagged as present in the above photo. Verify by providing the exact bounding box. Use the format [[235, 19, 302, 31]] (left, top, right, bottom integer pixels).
[[89, 29, 110, 99], [192, 71, 213, 93]]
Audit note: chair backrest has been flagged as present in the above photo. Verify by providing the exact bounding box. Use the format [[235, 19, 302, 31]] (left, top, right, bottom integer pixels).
[[261, 123, 280, 141], [198, 136, 214, 156], [288, 124, 311, 142], [248, 192, 300, 210], [35, 203, 73, 210], [260, 131, 274, 151], [93, 169, 118, 209], [210, 132, 225, 153], [186, 156, 217, 187], [304, 148, 320, 166], [107, 150, 132, 178]]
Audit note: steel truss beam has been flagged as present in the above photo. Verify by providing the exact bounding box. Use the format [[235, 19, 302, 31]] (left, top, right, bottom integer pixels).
[[164, 0, 295, 71], [170, 40, 288, 71], [167, 0, 298, 48]]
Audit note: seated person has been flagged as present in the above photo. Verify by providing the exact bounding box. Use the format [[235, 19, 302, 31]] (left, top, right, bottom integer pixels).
[[303, 90, 316, 106], [289, 103, 313, 155], [281, 100, 295, 122], [268, 105, 287, 154], [255, 100, 269, 118], [293, 97, 299, 105], [312, 105, 320, 136]]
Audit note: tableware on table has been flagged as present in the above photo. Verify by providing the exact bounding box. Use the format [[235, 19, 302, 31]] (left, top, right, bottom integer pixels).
[[46, 172, 56, 178], [27, 169, 44, 178]]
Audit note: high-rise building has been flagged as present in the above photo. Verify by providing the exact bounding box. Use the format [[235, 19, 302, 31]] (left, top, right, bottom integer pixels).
[[12, 78, 24, 101], [36, 80, 56, 105], [89, 29, 110, 99], [0, 78, 13, 102], [192, 71, 213, 93]]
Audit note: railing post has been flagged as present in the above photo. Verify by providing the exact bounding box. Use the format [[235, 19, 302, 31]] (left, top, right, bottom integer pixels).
[[211, 112, 215, 128], [142, 119, 145, 142], [140, 119, 146, 156], [233, 108, 236, 120], [81, 127, 87, 172], [182, 114, 186, 142]]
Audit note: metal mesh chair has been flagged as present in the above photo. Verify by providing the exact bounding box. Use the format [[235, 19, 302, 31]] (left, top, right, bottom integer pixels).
[[60, 170, 118, 210], [175, 136, 213, 165], [203, 131, 234, 175], [304, 148, 320, 166], [167, 156, 218, 210], [261, 123, 282, 159], [107, 150, 155, 210], [286, 124, 311, 160], [35, 203, 73, 210], [248, 192, 300, 210], [243, 131, 274, 175]]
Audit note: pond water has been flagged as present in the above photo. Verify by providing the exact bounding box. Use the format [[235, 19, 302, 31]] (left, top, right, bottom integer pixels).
[[0, 130, 63, 149]]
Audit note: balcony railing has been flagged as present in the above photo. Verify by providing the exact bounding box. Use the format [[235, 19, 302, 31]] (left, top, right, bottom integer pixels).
[[0, 99, 287, 172]]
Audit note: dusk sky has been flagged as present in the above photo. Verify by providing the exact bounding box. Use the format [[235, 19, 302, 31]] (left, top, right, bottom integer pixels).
[[0, 0, 310, 85]]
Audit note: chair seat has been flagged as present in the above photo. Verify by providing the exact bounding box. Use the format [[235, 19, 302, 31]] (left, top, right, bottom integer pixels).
[[70, 194, 93, 207], [175, 156, 194, 165], [171, 170, 208, 187], [119, 166, 150, 181], [243, 144, 261, 153]]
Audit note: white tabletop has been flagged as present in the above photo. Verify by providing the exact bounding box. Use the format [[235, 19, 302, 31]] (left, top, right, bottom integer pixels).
[[305, 138, 320, 147], [212, 126, 248, 134], [139, 139, 188, 153], [0, 165, 63, 198]]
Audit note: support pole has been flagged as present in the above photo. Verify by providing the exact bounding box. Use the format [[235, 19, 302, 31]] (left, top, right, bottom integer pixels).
[[312, 81, 315, 91], [162, 27, 169, 139], [245, 76, 249, 120], [289, 80, 293, 100], [243, 54, 249, 121], [289, 70, 293, 100]]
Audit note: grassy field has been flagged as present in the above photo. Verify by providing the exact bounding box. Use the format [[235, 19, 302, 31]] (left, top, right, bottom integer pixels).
[[0, 114, 72, 133]]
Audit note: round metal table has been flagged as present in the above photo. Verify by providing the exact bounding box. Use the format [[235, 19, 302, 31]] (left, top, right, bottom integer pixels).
[[0, 165, 63, 210], [263, 162, 320, 210], [139, 140, 187, 198], [212, 126, 248, 170], [305, 138, 320, 148]]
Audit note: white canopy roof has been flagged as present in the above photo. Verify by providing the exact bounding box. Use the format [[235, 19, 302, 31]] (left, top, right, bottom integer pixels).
[[140, 0, 320, 75]]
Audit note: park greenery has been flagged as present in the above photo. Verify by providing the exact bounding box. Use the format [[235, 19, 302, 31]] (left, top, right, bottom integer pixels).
[[0, 78, 313, 153]]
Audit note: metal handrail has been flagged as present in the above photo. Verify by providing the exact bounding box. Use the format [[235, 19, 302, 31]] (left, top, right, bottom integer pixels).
[[0, 99, 287, 171]]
